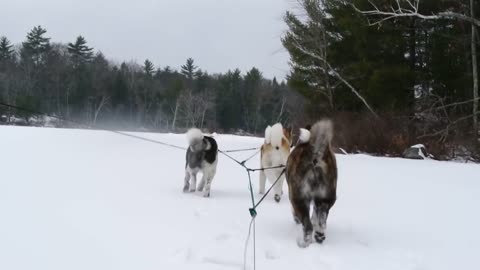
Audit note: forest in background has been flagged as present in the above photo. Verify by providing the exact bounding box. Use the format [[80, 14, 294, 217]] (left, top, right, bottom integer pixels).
[[1, 0, 479, 160], [0, 28, 302, 135]]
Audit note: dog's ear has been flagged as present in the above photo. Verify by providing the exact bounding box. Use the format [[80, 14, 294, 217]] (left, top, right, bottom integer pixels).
[[283, 127, 292, 137], [287, 127, 293, 140], [283, 127, 294, 146]]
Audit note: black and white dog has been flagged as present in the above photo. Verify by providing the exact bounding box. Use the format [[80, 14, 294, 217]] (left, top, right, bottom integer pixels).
[[183, 128, 218, 197]]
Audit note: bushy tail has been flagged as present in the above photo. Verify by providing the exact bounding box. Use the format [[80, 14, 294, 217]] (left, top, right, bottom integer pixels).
[[268, 123, 284, 149], [186, 128, 204, 145], [309, 120, 333, 158], [264, 126, 272, 144], [298, 128, 311, 144]]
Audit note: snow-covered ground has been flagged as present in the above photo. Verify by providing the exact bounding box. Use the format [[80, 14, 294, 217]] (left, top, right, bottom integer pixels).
[[1, 126, 479, 270]]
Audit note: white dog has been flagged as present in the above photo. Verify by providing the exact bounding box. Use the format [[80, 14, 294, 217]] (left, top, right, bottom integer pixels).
[[259, 123, 292, 202]]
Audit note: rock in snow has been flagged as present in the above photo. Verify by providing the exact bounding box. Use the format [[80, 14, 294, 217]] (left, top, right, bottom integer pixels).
[[403, 144, 428, 159]]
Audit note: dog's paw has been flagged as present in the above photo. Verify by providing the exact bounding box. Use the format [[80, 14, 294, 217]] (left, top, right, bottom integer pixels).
[[183, 185, 189, 193], [189, 188, 196, 193], [203, 192, 210, 198], [314, 231, 326, 243], [274, 194, 281, 203], [297, 234, 312, 248]]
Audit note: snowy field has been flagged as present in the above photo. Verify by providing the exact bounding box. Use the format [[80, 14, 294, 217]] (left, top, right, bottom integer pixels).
[[1, 126, 479, 270]]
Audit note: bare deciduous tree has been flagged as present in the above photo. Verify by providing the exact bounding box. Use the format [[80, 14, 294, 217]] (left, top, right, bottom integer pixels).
[[177, 89, 215, 129], [352, 0, 480, 27], [93, 96, 110, 125]]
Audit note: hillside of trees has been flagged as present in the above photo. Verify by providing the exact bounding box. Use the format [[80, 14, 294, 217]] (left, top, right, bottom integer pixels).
[[0, 26, 303, 135], [1, 0, 479, 160]]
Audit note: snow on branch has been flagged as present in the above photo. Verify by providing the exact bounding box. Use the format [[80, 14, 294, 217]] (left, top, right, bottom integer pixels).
[[352, 0, 480, 27]]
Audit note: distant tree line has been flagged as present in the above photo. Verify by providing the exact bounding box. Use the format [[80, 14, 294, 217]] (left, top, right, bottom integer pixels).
[[0, 26, 303, 134], [1, 0, 479, 160]]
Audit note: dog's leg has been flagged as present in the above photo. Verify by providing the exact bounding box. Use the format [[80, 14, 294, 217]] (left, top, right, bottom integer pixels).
[[202, 165, 216, 198], [198, 173, 206, 192], [312, 198, 332, 243], [292, 198, 313, 248], [259, 169, 266, 194], [198, 177, 205, 192], [311, 203, 327, 243], [291, 204, 301, 224], [273, 171, 284, 203], [189, 172, 197, 192], [183, 170, 191, 192], [288, 185, 301, 224]]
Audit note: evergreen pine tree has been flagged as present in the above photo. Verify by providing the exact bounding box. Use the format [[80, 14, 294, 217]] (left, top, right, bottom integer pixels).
[[0, 36, 15, 62], [163, 66, 172, 73], [216, 69, 243, 130], [272, 77, 279, 88], [21, 25, 50, 65], [181, 57, 197, 80], [282, 0, 334, 112], [143, 59, 155, 77], [282, 0, 415, 113], [67, 35, 94, 66]]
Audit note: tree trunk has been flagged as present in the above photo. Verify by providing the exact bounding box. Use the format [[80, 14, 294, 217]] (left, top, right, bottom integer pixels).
[[66, 87, 70, 120], [471, 0, 479, 144], [55, 77, 61, 117], [408, 17, 418, 143], [93, 96, 110, 126], [409, 18, 417, 108], [276, 97, 286, 123], [200, 109, 206, 129], [172, 99, 179, 131]]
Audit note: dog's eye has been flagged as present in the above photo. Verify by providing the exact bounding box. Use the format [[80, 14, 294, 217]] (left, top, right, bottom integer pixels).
[[313, 158, 318, 164]]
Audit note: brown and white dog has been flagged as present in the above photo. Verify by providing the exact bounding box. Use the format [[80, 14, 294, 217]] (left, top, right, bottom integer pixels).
[[286, 120, 337, 247], [259, 123, 292, 202]]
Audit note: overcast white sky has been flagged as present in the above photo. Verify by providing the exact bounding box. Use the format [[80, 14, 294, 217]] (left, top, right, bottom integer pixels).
[[1, 0, 295, 79]]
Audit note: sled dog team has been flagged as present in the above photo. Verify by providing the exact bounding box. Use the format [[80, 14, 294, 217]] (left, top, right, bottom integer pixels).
[[183, 120, 338, 248]]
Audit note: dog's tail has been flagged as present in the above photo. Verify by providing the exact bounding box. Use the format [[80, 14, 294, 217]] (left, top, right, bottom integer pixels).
[[267, 123, 284, 149], [264, 125, 272, 144], [186, 128, 204, 145], [309, 120, 333, 158], [298, 128, 311, 144]]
